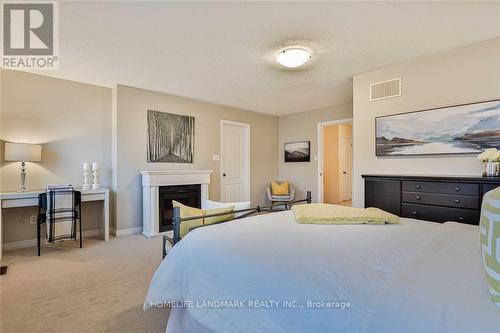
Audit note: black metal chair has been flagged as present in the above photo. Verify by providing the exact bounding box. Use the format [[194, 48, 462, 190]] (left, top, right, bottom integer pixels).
[[37, 190, 82, 256]]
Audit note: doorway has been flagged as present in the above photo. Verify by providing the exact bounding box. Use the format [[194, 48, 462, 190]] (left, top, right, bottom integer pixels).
[[317, 119, 353, 205], [220, 120, 250, 202]]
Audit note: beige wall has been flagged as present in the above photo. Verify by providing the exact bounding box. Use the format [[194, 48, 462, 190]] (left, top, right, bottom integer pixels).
[[4, 37, 497, 243], [352, 37, 500, 207], [278, 104, 353, 201], [0, 74, 277, 243], [0, 70, 112, 243], [114, 85, 278, 231], [323, 124, 339, 204]]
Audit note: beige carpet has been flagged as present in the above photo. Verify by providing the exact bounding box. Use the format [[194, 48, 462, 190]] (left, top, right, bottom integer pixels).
[[0, 235, 169, 333]]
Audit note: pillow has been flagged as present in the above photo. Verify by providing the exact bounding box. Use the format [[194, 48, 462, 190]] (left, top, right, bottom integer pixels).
[[271, 180, 289, 196], [172, 200, 204, 238], [204, 206, 235, 225], [479, 187, 500, 308], [205, 199, 251, 217], [172, 201, 236, 238]]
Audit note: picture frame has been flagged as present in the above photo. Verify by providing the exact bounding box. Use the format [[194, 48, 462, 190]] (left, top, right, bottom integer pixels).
[[375, 99, 500, 156], [284, 141, 310, 162], [147, 110, 195, 163]]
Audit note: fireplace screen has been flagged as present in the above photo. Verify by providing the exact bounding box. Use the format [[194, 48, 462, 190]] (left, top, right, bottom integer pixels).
[[159, 185, 201, 232]]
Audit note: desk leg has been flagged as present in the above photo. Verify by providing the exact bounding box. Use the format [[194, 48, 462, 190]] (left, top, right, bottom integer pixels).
[[104, 191, 109, 241]]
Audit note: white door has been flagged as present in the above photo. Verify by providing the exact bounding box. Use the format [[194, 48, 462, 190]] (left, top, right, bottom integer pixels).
[[340, 137, 352, 201], [221, 121, 250, 202]]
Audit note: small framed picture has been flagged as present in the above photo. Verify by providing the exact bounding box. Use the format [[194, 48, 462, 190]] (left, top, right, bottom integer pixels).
[[284, 141, 310, 162]]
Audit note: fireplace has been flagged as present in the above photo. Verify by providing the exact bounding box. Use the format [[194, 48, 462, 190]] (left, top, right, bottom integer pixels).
[[141, 170, 212, 237], [159, 185, 201, 232]]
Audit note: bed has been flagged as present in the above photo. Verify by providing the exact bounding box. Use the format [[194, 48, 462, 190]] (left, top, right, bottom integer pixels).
[[144, 210, 499, 333]]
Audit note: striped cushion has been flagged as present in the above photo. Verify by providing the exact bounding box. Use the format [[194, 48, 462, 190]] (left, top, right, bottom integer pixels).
[[479, 187, 500, 308]]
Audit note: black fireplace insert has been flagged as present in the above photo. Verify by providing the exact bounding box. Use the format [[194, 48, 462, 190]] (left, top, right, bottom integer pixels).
[[159, 184, 201, 232]]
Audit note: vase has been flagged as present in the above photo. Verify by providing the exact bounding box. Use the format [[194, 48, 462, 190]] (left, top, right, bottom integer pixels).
[[484, 161, 500, 177]]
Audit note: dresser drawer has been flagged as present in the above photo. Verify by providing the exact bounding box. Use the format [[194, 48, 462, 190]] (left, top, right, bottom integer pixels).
[[402, 204, 479, 225], [402, 204, 440, 222], [402, 181, 437, 193], [402, 192, 437, 205], [437, 194, 479, 209], [438, 182, 479, 196]]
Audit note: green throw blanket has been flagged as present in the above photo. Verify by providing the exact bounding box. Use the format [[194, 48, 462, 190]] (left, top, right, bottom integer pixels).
[[292, 203, 400, 225]]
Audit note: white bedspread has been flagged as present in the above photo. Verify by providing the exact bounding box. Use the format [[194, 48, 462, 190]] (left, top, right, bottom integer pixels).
[[144, 211, 499, 333]]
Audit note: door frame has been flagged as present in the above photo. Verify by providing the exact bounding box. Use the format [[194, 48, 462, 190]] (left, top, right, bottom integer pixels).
[[317, 118, 353, 203], [220, 120, 251, 202]]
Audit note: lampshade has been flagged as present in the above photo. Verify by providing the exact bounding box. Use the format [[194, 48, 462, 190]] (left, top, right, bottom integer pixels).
[[4, 143, 42, 162]]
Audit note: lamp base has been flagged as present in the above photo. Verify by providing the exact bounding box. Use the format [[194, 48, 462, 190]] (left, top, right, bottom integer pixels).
[[19, 161, 27, 192]]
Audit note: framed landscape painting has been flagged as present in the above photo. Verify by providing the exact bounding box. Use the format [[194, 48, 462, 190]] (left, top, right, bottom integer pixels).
[[147, 110, 195, 163], [285, 141, 310, 162], [376, 99, 500, 156]]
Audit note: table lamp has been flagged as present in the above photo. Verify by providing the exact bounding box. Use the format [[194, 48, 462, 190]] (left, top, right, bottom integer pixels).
[[4, 142, 42, 192]]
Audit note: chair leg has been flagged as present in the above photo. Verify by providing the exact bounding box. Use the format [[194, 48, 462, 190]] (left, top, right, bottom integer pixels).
[[37, 222, 41, 256]]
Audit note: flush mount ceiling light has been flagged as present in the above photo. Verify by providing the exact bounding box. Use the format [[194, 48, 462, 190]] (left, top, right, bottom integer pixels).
[[276, 47, 312, 68]]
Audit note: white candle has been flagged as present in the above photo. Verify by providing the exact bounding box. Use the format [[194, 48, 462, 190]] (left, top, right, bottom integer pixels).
[[83, 162, 90, 171], [92, 162, 98, 170]]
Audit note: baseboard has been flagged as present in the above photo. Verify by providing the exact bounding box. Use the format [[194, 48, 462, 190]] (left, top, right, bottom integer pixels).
[[3, 239, 38, 251], [3, 229, 101, 251], [110, 226, 142, 237]]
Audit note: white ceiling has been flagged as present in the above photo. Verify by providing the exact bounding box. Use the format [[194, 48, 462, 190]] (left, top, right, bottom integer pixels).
[[32, 1, 500, 116]]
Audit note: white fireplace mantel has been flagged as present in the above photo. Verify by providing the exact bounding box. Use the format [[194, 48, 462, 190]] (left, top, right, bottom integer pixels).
[[141, 170, 212, 238]]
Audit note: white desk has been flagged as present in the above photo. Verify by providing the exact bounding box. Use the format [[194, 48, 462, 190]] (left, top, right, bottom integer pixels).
[[0, 188, 110, 260]]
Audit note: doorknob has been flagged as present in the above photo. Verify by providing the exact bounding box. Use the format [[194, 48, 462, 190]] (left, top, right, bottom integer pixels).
[[343, 171, 347, 174], [223, 173, 226, 177]]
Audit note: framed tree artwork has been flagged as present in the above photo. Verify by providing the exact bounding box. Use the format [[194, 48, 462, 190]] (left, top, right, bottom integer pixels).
[[147, 110, 195, 163]]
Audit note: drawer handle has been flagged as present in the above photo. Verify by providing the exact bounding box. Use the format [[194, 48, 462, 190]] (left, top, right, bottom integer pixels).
[[411, 211, 418, 216], [458, 216, 464, 221], [415, 195, 421, 200], [453, 199, 461, 203], [454, 187, 461, 192], [415, 185, 422, 189]]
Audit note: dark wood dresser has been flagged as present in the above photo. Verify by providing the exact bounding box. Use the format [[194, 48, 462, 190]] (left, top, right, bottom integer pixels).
[[362, 174, 500, 225]]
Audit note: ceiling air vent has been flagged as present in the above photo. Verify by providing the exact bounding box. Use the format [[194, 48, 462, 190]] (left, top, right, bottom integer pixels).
[[369, 78, 401, 101]]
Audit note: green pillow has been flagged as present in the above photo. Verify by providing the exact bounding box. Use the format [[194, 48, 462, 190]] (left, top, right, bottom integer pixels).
[[172, 200, 204, 238], [479, 187, 500, 308], [172, 201, 235, 238], [204, 206, 235, 225]]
